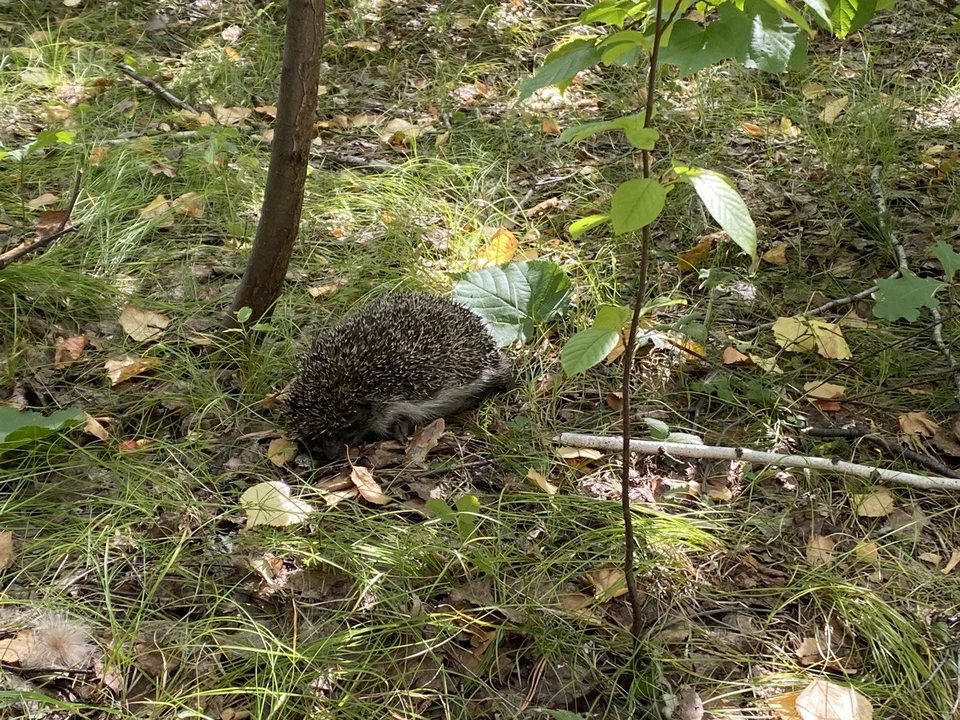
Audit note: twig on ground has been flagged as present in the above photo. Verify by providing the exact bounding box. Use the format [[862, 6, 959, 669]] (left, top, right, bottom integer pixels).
[[557, 432, 960, 490], [804, 425, 960, 479], [117, 62, 198, 113], [871, 164, 960, 404], [0, 171, 83, 271]]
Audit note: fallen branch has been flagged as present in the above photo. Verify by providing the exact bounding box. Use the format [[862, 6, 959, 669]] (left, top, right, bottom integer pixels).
[[557, 432, 960, 491], [0, 171, 82, 271], [117, 62, 198, 113]]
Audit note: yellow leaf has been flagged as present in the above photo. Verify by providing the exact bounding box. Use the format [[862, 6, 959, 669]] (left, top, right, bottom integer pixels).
[[170, 192, 204, 218], [119, 303, 170, 342], [28, 193, 59, 208], [474, 227, 518, 267], [139, 194, 172, 222], [556, 447, 603, 463], [267, 438, 298, 467], [0, 531, 13, 571], [853, 490, 894, 518], [808, 319, 851, 360], [87, 146, 108, 166], [854, 541, 880, 564], [740, 122, 766, 136], [541, 118, 561, 135], [820, 95, 850, 124], [240, 481, 314, 529], [678, 235, 714, 273], [802, 81, 827, 99], [526, 467, 558, 495], [772, 316, 817, 352], [762, 241, 788, 265], [350, 466, 390, 505], [941, 548, 960, 574], [103, 356, 162, 385], [585, 565, 628, 600], [795, 678, 873, 720]]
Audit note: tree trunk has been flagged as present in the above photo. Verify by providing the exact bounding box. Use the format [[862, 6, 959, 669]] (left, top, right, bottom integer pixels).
[[228, 0, 325, 326]]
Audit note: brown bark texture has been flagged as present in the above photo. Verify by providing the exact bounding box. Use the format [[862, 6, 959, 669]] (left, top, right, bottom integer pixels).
[[228, 0, 325, 325]]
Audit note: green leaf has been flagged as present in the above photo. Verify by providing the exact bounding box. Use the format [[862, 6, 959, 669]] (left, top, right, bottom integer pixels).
[[676, 167, 757, 259], [659, 20, 733, 76], [800, 0, 833, 28], [610, 178, 668, 235], [598, 30, 650, 66], [643, 417, 670, 439], [0, 406, 84, 454], [593, 304, 632, 331], [830, 0, 877, 36], [236, 306, 253, 323], [455, 494, 480, 540], [425, 498, 455, 521], [452, 260, 573, 346], [559, 119, 621, 144], [735, 0, 808, 72], [561, 327, 620, 375], [932, 240, 960, 280], [518, 38, 602, 101], [569, 214, 610, 238], [762, 0, 814, 34], [558, 113, 654, 148], [580, 0, 632, 25], [873, 271, 943, 322]]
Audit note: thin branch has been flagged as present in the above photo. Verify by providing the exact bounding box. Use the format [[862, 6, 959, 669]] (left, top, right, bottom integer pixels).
[[0, 171, 83, 270], [804, 425, 960, 479], [117, 62, 198, 113], [559, 433, 960, 491]]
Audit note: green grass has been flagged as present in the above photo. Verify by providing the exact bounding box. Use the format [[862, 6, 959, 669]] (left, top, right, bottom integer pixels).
[[2, 0, 960, 718]]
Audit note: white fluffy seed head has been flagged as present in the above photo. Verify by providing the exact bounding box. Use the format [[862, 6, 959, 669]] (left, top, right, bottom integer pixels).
[[20, 614, 95, 669], [281, 292, 512, 455]]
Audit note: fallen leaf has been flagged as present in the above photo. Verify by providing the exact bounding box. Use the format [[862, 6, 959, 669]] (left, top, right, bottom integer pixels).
[[83, 413, 109, 441], [795, 678, 873, 720], [854, 541, 880, 563], [212, 104, 251, 126], [918, 551, 941, 566], [853, 490, 894, 518], [585, 565, 627, 600], [28, 193, 59, 208], [722, 347, 752, 365], [941, 548, 960, 574], [807, 534, 835, 566], [740, 122, 766, 136], [773, 317, 851, 359], [54, 335, 87, 368], [221, 24, 242, 41], [307, 283, 340, 298], [541, 118, 561, 135], [170, 191, 204, 217], [350, 466, 390, 505], [762, 242, 788, 265], [344, 40, 380, 51], [605, 391, 623, 410], [406, 418, 445, 464], [0, 532, 13, 570], [796, 636, 821, 665], [140, 195, 173, 227], [119, 438, 154, 452], [526, 467, 558, 495], [678, 236, 714, 273], [780, 116, 801, 137], [820, 95, 850, 125], [802, 82, 827, 99], [87, 145, 108, 166], [240, 481, 315, 529], [556, 447, 603, 463], [119, 303, 170, 342], [104, 356, 162, 385], [254, 104, 277, 118], [267, 437, 298, 467], [34, 209, 71, 239], [932, 428, 960, 456], [380, 118, 423, 146], [898, 412, 938, 437], [803, 381, 845, 411], [474, 227, 518, 268]]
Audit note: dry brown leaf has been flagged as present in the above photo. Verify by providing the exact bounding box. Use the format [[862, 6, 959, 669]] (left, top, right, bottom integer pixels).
[[350, 466, 390, 505], [722, 347, 751, 365], [526, 467, 558, 496], [918, 551, 942, 567], [267, 437, 298, 467], [853, 490, 894, 518], [941, 548, 960, 574], [678, 236, 714, 273], [556, 447, 603, 463], [119, 303, 170, 342], [796, 636, 821, 666], [802, 82, 827, 99], [933, 428, 960, 457], [795, 677, 873, 720], [820, 95, 850, 124], [406, 418, 445, 464], [83, 413, 110, 442], [223, 46, 241, 63], [254, 104, 277, 118], [344, 40, 380, 51], [0, 632, 35, 665], [54, 335, 87, 368], [605, 391, 623, 411], [898, 411, 938, 437], [0, 531, 14, 571], [104, 356, 162, 385], [541, 118, 561, 135], [28, 192, 59, 208], [170, 191, 204, 218], [35, 209, 71, 238], [211, 104, 251, 126], [804, 381, 845, 412], [585, 565, 627, 600], [87, 145, 109, 166], [307, 283, 340, 298], [807, 534, 835, 566], [474, 227, 518, 268], [740, 122, 766, 136], [854, 541, 880, 564], [762, 242, 788, 265]]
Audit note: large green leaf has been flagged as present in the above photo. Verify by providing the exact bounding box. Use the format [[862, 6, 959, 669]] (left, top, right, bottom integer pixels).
[[518, 38, 602, 101], [830, 0, 878, 37], [0, 406, 84, 454], [598, 30, 650, 66], [675, 167, 757, 259], [873, 271, 943, 322], [561, 327, 621, 375], [933, 240, 960, 280], [452, 260, 573, 345], [569, 214, 610, 238], [735, 0, 808, 72], [610, 178, 668, 235]]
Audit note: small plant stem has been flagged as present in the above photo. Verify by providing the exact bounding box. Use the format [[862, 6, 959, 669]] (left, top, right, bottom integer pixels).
[[620, 0, 670, 642]]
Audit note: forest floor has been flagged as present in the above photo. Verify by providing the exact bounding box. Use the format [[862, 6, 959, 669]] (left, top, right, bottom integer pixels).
[[1, 0, 960, 718]]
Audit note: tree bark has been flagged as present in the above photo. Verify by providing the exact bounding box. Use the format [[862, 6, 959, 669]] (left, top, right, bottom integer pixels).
[[228, 0, 325, 325]]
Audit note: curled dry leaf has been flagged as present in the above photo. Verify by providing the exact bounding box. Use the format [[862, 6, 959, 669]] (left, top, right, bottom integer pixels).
[[104, 355, 162, 385], [941, 548, 960, 575], [807, 534, 835, 566], [853, 490, 894, 518], [406, 418, 445, 465], [474, 227, 518, 268], [795, 678, 872, 720], [820, 95, 850, 125], [240, 481, 315, 529], [804, 381, 845, 412], [28, 193, 59, 208], [83, 413, 110, 442], [762, 242, 788, 265], [267, 437, 298, 467], [350, 466, 390, 504], [722, 346, 752, 365], [898, 411, 938, 437], [541, 118, 561, 135], [585, 565, 628, 600], [54, 335, 88, 368], [678, 236, 714, 273], [0, 531, 14, 570], [556, 446, 603, 463], [119, 303, 170, 342], [526, 467, 558, 495], [170, 191, 204, 218]]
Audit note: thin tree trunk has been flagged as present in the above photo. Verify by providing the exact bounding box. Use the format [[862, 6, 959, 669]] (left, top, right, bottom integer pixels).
[[228, 0, 325, 325]]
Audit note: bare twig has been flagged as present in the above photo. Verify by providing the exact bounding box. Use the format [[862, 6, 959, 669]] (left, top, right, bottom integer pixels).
[[0, 171, 83, 270], [804, 424, 960, 479], [559, 432, 960, 490], [117, 62, 198, 113]]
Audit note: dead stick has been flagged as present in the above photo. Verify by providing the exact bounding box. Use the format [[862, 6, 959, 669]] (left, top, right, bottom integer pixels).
[[117, 62, 197, 113], [557, 432, 960, 491], [0, 170, 82, 270], [804, 425, 960, 479]]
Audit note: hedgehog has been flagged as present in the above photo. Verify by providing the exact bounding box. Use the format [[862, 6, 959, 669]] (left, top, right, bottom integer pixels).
[[280, 291, 514, 458]]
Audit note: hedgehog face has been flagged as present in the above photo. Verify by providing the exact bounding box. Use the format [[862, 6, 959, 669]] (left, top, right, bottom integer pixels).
[[280, 375, 375, 459]]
